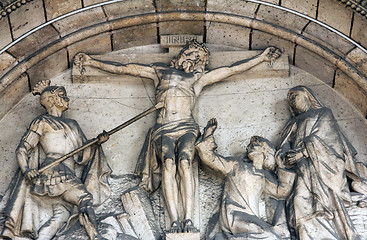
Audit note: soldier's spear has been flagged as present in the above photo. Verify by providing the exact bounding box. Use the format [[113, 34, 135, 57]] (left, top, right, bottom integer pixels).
[[38, 102, 164, 174]]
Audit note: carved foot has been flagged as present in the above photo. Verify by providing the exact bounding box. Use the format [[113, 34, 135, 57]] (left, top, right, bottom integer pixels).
[[202, 118, 217, 139], [169, 220, 182, 233], [182, 219, 198, 233]]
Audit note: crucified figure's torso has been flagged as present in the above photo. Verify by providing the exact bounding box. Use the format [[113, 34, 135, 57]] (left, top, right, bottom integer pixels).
[[153, 64, 201, 124], [74, 43, 281, 233]]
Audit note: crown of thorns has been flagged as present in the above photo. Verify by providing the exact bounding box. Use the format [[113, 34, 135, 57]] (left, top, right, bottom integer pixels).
[[179, 39, 210, 57]]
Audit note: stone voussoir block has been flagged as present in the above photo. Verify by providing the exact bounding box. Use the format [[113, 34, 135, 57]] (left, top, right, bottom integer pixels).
[[351, 13, 367, 50], [9, 0, 46, 39], [294, 45, 336, 86], [207, 0, 259, 17], [7, 25, 60, 60], [0, 52, 18, 79], [44, 0, 82, 20], [251, 30, 295, 63], [155, 0, 205, 36], [334, 69, 367, 116], [0, 73, 29, 120], [159, 21, 205, 35], [67, 33, 112, 63], [255, 5, 309, 34], [112, 23, 158, 51], [0, 16, 12, 50], [281, 0, 318, 18], [52, 7, 107, 37], [206, 22, 250, 49], [317, 0, 353, 36], [27, 49, 68, 89], [302, 22, 354, 56], [155, 0, 205, 11], [345, 47, 367, 77], [102, 0, 155, 20]]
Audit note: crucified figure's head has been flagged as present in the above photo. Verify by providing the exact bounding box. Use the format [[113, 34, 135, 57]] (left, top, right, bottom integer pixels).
[[246, 136, 276, 171], [171, 39, 210, 73], [32, 80, 70, 114]]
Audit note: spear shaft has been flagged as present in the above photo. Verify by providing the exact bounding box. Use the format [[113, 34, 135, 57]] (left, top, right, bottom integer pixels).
[[38, 102, 163, 174]]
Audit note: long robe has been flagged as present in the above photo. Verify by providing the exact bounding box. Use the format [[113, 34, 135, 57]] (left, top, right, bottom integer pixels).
[[279, 107, 360, 240], [1, 114, 111, 239]]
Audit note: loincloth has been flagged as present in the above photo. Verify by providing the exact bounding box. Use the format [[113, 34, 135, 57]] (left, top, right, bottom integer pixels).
[[151, 118, 200, 142], [135, 118, 199, 193]]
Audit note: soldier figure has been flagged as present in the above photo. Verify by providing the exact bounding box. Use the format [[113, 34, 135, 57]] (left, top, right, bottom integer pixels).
[[1, 80, 111, 240]]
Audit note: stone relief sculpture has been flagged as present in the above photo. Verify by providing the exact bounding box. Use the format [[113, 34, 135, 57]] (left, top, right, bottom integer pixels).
[[1, 80, 111, 240], [195, 118, 295, 240], [74, 40, 281, 233], [278, 85, 367, 240]]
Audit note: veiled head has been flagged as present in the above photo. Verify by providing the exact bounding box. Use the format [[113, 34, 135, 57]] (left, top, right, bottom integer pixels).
[[171, 39, 210, 73], [287, 86, 323, 116]]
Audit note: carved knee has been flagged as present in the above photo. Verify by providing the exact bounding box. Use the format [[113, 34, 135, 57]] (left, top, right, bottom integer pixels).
[[178, 157, 192, 175]]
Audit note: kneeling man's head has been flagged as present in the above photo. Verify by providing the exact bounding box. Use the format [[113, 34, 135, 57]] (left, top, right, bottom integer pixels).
[[246, 136, 276, 171]]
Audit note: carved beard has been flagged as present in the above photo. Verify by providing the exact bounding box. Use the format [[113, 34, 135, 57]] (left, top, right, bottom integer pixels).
[[181, 59, 196, 73]]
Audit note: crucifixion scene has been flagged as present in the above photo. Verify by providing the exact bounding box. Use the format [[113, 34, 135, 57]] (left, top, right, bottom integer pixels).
[[1, 2, 367, 239]]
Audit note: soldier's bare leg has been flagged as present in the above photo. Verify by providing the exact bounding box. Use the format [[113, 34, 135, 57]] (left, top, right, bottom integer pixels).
[[38, 204, 70, 240], [155, 135, 180, 232], [177, 132, 197, 232]]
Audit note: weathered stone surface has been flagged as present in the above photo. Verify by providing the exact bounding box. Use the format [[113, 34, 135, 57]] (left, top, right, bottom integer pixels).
[[351, 13, 367, 49], [121, 187, 161, 240], [117, 214, 138, 238], [8, 0, 45, 39], [0, 73, 29, 120], [302, 22, 354, 55], [256, 5, 309, 34], [102, 0, 155, 20], [251, 30, 295, 63], [207, 0, 259, 16], [166, 232, 200, 240], [206, 22, 250, 49], [67, 33, 112, 63], [334, 69, 367, 116], [0, 52, 17, 78], [44, 0, 82, 20], [155, 0, 205, 36], [317, 0, 353, 35], [27, 49, 68, 88], [0, 17, 12, 50], [7, 25, 60, 60], [155, 0, 205, 11], [112, 24, 157, 51], [159, 21, 205, 35], [345, 47, 367, 76], [281, 0, 318, 18], [52, 7, 106, 37], [83, 0, 106, 6], [294, 45, 335, 86], [260, 0, 279, 3]]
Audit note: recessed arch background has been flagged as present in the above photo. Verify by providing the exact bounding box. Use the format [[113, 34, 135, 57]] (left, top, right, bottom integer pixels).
[[1, 1, 367, 235]]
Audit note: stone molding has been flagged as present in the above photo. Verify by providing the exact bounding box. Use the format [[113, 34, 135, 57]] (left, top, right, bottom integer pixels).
[[0, 0, 33, 20], [1, 11, 366, 91], [337, 0, 367, 18]]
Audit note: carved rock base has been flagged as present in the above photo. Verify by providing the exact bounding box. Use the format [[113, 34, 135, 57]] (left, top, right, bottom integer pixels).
[[166, 232, 200, 240], [121, 187, 161, 240]]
